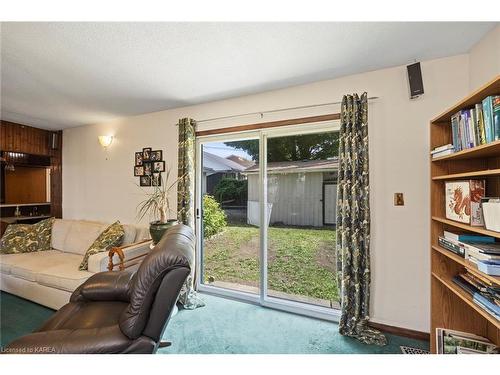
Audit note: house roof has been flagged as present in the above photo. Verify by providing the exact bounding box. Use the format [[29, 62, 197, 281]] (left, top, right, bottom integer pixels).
[[203, 151, 246, 173], [243, 158, 338, 174], [226, 154, 255, 168]]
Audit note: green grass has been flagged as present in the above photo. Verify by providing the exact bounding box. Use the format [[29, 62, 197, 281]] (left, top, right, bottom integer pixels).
[[203, 225, 339, 302]]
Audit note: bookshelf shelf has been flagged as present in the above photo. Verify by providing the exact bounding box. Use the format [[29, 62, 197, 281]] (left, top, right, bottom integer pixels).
[[431, 140, 500, 161], [432, 245, 500, 285], [431, 273, 500, 329], [430, 76, 500, 353], [432, 168, 500, 180], [432, 216, 500, 239]]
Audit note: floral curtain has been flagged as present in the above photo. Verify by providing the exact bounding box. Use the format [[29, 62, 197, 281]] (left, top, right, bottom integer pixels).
[[177, 117, 205, 309], [336, 93, 386, 345]]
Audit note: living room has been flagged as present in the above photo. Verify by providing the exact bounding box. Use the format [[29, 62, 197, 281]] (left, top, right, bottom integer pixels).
[[1, 1, 500, 373]]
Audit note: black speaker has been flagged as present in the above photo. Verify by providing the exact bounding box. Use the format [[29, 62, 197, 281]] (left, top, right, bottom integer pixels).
[[50, 132, 58, 150], [407, 62, 424, 99]]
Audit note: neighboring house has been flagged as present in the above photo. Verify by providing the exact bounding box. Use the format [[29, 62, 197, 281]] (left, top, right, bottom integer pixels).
[[201, 151, 248, 195], [244, 159, 338, 227], [226, 154, 255, 169]]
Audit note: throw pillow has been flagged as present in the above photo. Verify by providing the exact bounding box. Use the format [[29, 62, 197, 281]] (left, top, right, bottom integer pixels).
[[79, 221, 125, 271], [0, 224, 32, 254], [0, 218, 55, 254]]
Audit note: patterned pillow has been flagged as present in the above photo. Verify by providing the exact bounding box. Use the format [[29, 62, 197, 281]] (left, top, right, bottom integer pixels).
[[79, 221, 125, 271], [26, 217, 55, 252], [0, 224, 32, 254], [0, 217, 55, 254]]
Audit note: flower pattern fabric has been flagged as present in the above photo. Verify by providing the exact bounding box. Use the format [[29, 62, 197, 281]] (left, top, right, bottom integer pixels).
[[79, 221, 124, 271], [177, 117, 205, 309], [336, 93, 386, 346]]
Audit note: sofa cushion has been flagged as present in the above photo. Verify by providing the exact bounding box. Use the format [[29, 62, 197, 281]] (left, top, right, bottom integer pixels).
[[6, 250, 70, 281], [51, 219, 73, 251], [63, 221, 108, 256], [121, 225, 137, 246], [0, 250, 57, 274], [37, 256, 93, 292], [79, 221, 125, 271]]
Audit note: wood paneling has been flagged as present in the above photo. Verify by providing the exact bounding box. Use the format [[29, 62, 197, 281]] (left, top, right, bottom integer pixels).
[[430, 75, 500, 352], [0, 120, 50, 156], [0, 121, 63, 218], [5, 167, 48, 204]]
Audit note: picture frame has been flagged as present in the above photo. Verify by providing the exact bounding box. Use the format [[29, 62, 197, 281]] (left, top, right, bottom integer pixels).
[[134, 165, 144, 176], [140, 176, 151, 187], [135, 152, 143, 166], [153, 161, 165, 173], [152, 173, 161, 187], [142, 147, 152, 161], [150, 150, 162, 161], [143, 162, 152, 176]]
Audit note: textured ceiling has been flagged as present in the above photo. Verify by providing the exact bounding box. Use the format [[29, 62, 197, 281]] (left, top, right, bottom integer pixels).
[[1, 22, 496, 130]]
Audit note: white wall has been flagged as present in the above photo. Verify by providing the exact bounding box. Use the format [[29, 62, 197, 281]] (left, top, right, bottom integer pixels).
[[64, 53, 472, 332], [469, 25, 500, 91]]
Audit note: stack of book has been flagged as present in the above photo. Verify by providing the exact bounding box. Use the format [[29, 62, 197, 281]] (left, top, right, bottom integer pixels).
[[450, 95, 500, 152], [439, 231, 500, 275], [452, 270, 500, 321], [431, 144, 454, 159]]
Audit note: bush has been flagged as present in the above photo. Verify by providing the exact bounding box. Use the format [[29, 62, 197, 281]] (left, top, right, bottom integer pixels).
[[203, 194, 227, 238], [213, 178, 247, 205]]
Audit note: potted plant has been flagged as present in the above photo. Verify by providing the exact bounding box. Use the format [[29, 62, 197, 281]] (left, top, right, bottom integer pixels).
[[137, 169, 180, 244]]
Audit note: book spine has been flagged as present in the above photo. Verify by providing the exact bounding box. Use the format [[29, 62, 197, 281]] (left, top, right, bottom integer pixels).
[[470, 108, 478, 147], [494, 95, 500, 141], [451, 117, 459, 151], [476, 103, 486, 145], [439, 237, 465, 257], [482, 96, 493, 143]]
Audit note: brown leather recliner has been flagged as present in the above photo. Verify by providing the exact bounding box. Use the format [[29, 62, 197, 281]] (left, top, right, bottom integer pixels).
[[5, 224, 194, 354]]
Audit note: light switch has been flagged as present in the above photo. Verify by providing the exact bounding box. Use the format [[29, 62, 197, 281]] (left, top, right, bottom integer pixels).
[[394, 193, 405, 206]]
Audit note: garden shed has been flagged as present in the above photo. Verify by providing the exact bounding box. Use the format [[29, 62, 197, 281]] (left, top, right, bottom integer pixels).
[[243, 158, 338, 227]]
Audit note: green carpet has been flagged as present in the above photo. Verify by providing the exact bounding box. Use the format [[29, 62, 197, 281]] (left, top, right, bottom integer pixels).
[[1, 292, 429, 354]]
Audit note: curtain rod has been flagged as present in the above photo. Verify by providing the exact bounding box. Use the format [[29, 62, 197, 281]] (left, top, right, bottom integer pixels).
[[196, 96, 379, 124]]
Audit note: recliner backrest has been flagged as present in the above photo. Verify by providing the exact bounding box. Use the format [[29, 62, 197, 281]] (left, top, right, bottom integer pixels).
[[118, 224, 194, 339]]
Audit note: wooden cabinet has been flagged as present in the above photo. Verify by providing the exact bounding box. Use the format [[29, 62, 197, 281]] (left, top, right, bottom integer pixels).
[[0, 120, 62, 218], [430, 76, 500, 353]]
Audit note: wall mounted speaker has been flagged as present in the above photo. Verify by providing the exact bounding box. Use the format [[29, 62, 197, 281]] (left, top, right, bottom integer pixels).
[[407, 62, 424, 99], [50, 132, 58, 150]]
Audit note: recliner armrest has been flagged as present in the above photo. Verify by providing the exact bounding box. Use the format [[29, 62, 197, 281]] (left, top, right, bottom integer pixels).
[[70, 270, 135, 303]]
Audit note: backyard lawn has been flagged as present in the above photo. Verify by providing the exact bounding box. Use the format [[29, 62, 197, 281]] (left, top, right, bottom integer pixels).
[[203, 225, 339, 303]]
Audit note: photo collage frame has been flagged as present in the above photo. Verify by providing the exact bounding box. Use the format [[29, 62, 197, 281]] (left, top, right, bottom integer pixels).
[[134, 147, 165, 186]]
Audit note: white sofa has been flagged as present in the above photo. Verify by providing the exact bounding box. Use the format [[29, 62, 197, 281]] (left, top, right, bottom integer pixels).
[[0, 219, 151, 309]]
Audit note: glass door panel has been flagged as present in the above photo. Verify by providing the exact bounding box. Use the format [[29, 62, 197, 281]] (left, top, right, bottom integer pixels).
[[200, 139, 260, 295], [265, 131, 340, 308]]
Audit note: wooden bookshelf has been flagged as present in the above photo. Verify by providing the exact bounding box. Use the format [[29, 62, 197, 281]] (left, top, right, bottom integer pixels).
[[430, 75, 500, 353]]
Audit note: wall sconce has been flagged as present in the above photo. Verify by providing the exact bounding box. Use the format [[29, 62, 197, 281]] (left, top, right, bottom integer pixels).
[[98, 135, 113, 149]]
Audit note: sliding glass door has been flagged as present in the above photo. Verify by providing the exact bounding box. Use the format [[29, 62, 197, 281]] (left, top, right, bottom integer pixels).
[[195, 121, 340, 320]]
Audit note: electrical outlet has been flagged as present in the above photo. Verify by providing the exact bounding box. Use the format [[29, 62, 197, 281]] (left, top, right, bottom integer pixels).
[[394, 193, 405, 206]]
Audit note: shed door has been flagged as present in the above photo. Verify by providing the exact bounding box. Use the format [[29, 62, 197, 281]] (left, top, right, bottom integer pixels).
[[323, 183, 337, 225]]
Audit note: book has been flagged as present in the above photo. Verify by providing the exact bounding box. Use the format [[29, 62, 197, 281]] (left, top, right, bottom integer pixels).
[[443, 230, 495, 243], [470, 108, 478, 147], [451, 114, 461, 151], [431, 144, 454, 154], [482, 96, 494, 143], [438, 236, 465, 257], [445, 180, 485, 225], [431, 149, 454, 158], [476, 103, 487, 145], [494, 95, 500, 141], [436, 328, 499, 354], [462, 242, 500, 255]]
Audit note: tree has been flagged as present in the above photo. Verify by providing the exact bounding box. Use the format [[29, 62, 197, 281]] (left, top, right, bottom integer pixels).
[[225, 132, 339, 162]]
